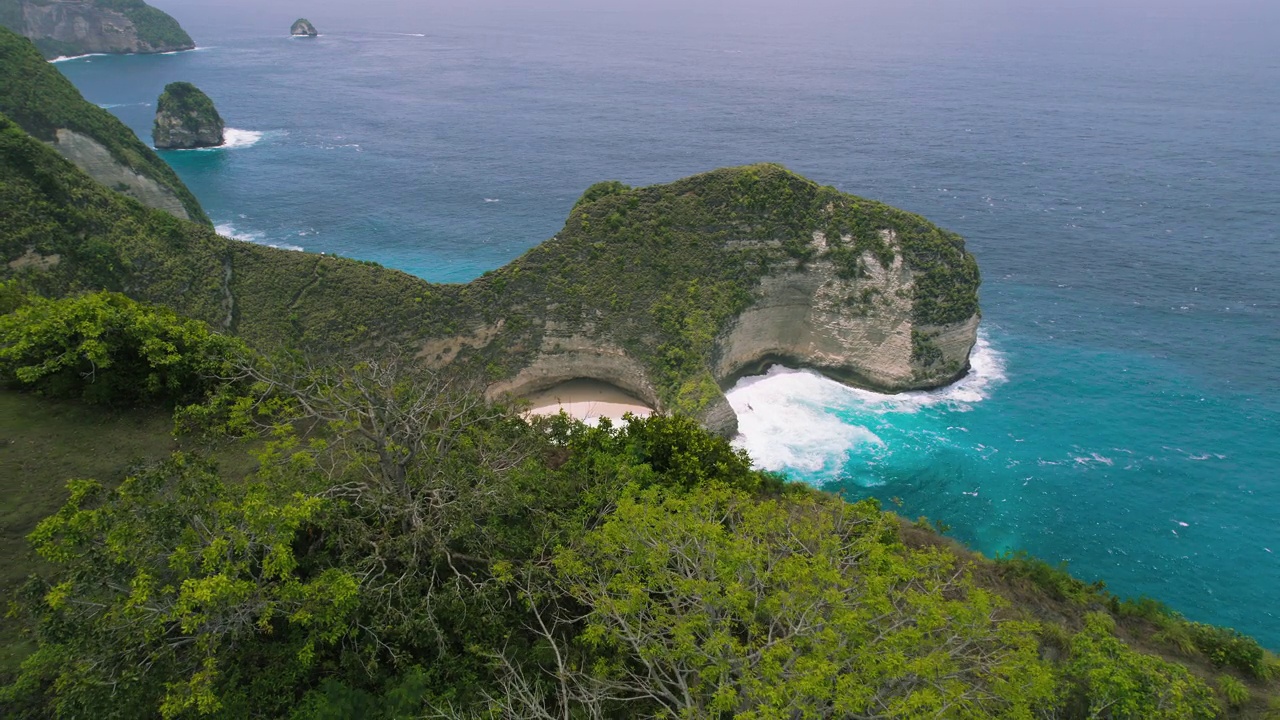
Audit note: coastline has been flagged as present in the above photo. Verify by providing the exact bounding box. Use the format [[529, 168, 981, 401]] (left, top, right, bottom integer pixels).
[[49, 47, 199, 64], [524, 379, 653, 424]]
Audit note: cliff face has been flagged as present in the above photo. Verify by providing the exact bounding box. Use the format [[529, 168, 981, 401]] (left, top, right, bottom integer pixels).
[[52, 128, 190, 219], [449, 167, 981, 437], [1, 0, 194, 58], [0, 26, 208, 222], [1, 96, 980, 437], [290, 18, 318, 37], [153, 82, 224, 149]]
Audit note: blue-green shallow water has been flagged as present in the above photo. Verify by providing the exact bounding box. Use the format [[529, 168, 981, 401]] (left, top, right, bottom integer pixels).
[[52, 1, 1279, 646]]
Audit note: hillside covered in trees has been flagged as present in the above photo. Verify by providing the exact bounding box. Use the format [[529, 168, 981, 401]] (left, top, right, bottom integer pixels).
[[0, 288, 1276, 718], [0, 31, 1278, 719]]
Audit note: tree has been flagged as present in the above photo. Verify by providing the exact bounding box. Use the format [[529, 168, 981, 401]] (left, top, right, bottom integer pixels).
[[486, 485, 1057, 719], [0, 291, 244, 407], [2, 454, 357, 719]]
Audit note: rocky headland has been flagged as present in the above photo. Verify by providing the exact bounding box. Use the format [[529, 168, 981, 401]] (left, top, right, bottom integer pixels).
[[0, 0, 194, 59], [0, 24, 980, 436], [153, 82, 224, 150], [291, 18, 318, 37]]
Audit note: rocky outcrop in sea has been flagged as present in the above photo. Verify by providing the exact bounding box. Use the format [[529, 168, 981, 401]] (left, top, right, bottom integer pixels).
[[291, 19, 319, 37], [153, 83, 225, 150]]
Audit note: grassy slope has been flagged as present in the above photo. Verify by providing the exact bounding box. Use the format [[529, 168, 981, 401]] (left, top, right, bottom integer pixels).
[[0, 27, 208, 222], [901, 525, 1280, 717], [0, 392, 176, 673]]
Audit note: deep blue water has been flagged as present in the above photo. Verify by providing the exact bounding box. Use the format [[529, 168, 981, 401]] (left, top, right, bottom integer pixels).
[[54, 1, 1279, 646]]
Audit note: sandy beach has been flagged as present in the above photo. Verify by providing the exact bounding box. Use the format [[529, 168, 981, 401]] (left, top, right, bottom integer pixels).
[[524, 379, 653, 424]]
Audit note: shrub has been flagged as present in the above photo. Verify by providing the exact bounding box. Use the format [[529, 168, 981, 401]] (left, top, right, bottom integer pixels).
[[1189, 622, 1270, 679], [1217, 675, 1250, 709], [0, 291, 246, 407], [1065, 612, 1219, 719], [996, 550, 1106, 605]]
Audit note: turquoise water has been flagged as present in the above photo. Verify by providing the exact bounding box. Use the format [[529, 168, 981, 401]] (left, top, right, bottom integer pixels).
[[53, 1, 1279, 645]]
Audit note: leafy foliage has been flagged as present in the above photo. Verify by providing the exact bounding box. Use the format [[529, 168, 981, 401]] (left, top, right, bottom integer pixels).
[[996, 550, 1108, 605], [0, 27, 207, 222], [540, 484, 1057, 717], [3, 454, 356, 719], [1061, 613, 1220, 719], [0, 290, 245, 407], [5, 349, 1272, 718]]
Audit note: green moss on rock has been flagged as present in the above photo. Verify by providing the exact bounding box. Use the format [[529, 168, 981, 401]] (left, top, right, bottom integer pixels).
[[290, 18, 318, 37], [153, 82, 224, 150]]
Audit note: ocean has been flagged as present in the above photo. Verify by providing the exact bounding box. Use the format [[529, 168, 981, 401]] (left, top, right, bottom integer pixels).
[[52, 0, 1279, 646]]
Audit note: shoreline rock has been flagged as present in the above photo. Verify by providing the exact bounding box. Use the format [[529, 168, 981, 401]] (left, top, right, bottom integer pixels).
[[153, 83, 225, 150]]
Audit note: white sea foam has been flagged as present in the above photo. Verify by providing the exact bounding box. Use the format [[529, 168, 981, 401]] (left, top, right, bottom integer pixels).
[[49, 53, 109, 63], [728, 368, 884, 474], [216, 224, 303, 252], [219, 129, 265, 149], [163, 129, 266, 152], [727, 332, 1006, 474]]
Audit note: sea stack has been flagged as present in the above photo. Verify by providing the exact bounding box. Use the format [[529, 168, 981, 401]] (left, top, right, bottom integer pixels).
[[291, 18, 319, 37], [153, 83, 225, 150]]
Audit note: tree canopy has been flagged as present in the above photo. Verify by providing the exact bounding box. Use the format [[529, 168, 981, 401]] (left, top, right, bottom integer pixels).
[[1, 297, 1275, 718]]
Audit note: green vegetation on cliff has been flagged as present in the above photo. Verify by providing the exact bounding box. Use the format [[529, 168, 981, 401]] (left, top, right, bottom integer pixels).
[[0, 51, 1277, 716], [0, 28, 208, 222], [0, 0, 193, 58], [1, 93, 980, 420], [0, 294, 1274, 717], [93, 0, 193, 50], [154, 81, 225, 148]]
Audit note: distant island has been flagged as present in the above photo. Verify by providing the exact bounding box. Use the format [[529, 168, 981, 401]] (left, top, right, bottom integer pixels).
[[291, 18, 318, 37], [153, 82, 225, 150], [0, 0, 194, 59]]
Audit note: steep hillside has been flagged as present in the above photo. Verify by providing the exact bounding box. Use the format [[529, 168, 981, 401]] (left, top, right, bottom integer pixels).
[[0, 110, 981, 434], [0, 27, 207, 222], [0, 0, 193, 58]]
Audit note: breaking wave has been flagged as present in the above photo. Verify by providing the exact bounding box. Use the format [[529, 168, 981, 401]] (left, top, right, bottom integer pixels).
[[727, 333, 1006, 474], [216, 224, 303, 252]]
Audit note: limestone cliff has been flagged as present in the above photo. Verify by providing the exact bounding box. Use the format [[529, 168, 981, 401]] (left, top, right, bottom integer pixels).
[[443, 166, 982, 437], [291, 18, 318, 37], [1, 104, 980, 437], [0, 26, 208, 222], [0, 0, 194, 59], [153, 82, 224, 150]]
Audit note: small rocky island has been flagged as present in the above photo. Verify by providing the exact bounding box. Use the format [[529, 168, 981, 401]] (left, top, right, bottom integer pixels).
[[152, 83, 225, 150], [291, 18, 319, 37]]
